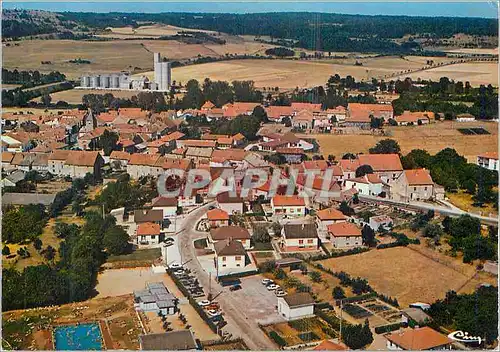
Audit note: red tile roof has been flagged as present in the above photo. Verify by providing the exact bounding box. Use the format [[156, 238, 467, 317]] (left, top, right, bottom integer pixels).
[[313, 340, 348, 350], [136, 222, 161, 236], [291, 102, 322, 112], [385, 327, 452, 350], [265, 105, 294, 119], [161, 131, 185, 143], [128, 153, 160, 166], [358, 154, 403, 171], [181, 140, 217, 148], [207, 208, 230, 221], [272, 195, 305, 206], [316, 208, 346, 221], [404, 169, 433, 185], [109, 151, 131, 160], [327, 222, 361, 237], [478, 151, 498, 160]]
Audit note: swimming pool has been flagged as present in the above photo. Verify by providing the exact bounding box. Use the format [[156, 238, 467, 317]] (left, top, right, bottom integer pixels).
[[54, 323, 103, 350]]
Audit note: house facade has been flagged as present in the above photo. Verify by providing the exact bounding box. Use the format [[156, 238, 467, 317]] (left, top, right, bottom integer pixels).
[[328, 222, 363, 249], [214, 240, 246, 271], [281, 223, 318, 252], [477, 152, 498, 171], [271, 195, 306, 217], [277, 293, 315, 321]]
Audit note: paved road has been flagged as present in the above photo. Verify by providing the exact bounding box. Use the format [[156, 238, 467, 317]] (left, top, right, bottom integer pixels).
[[176, 202, 276, 350], [359, 195, 498, 225]]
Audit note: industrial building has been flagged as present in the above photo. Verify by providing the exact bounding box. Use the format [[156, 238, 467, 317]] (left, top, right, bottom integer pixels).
[[78, 52, 171, 92]]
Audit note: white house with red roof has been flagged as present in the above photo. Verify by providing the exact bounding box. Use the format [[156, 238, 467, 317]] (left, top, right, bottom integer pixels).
[[316, 207, 347, 232], [357, 153, 404, 184], [271, 195, 306, 217], [327, 222, 363, 249]]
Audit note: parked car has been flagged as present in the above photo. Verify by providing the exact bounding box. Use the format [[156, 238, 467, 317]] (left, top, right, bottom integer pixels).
[[267, 284, 280, 291], [262, 278, 274, 285], [275, 290, 287, 297], [207, 309, 221, 317], [208, 205, 216, 210], [198, 300, 211, 307], [168, 262, 182, 269], [229, 284, 242, 291]]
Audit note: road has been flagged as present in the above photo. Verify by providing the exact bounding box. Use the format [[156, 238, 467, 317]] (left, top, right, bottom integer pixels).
[[176, 202, 276, 350], [359, 194, 498, 225]]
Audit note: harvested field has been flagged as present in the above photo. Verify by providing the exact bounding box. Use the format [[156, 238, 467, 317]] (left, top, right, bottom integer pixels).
[[34, 88, 139, 104], [317, 245, 497, 307], [446, 190, 498, 217], [310, 120, 498, 163], [102, 24, 219, 37], [393, 61, 498, 86], [2, 295, 142, 350]]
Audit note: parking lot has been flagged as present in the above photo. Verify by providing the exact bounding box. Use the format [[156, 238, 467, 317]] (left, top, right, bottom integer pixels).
[[219, 275, 285, 326]]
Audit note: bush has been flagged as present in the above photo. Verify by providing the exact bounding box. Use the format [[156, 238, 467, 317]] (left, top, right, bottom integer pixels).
[[268, 331, 287, 347], [374, 322, 401, 334]]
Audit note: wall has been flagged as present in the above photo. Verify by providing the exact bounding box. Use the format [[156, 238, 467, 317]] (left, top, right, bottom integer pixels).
[[331, 235, 362, 249], [217, 254, 245, 269]]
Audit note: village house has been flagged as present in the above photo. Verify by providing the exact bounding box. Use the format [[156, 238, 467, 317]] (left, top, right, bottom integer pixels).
[[316, 207, 347, 232], [281, 223, 318, 252], [48, 150, 104, 179], [136, 222, 162, 245], [216, 192, 244, 214], [477, 152, 498, 171], [109, 151, 131, 170], [176, 139, 216, 149], [327, 222, 363, 249], [456, 113, 476, 122], [339, 158, 361, 180], [134, 209, 165, 229], [277, 292, 315, 321], [384, 327, 453, 350], [1, 133, 33, 152], [392, 168, 435, 201], [345, 173, 386, 197], [265, 105, 294, 123], [185, 147, 213, 162], [151, 196, 178, 218], [400, 308, 432, 327], [208, 226, 251, 249], [395, 111, 433, 126], [292, 110, 315, 130], [126, 154, 160, 178], [358, 154, 404, 184], [178, 188, 197, 207], [326, 105, 348, 121], [276, 148, 304, 164], [2, 152, 15, 171], [271, 195, 306, 217], [214, 239, 247, 270], [206, 208, 230, 228]]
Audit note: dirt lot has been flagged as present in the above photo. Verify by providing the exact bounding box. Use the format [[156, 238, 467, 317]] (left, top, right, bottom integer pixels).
[[2, 295, 142, 350], [317, 245, 497, 307], [94, 268, 219, 341], [262, 317, 334, 347], [446, 190, 498, 217], [311, 120, 498, 162]]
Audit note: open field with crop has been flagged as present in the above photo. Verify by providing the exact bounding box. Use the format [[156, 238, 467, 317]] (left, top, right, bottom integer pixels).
[[393, 61, 498, 86], [317, 245, 497, 307], [309, 120, 498, 162], [101, 24, 219, 37]]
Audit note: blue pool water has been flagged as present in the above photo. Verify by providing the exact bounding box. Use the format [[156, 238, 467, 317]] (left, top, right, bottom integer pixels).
[[54, 323, 103, 350]]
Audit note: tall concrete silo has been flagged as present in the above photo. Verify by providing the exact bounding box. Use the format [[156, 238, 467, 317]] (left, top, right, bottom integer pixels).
[[153, 52, 171, 91]]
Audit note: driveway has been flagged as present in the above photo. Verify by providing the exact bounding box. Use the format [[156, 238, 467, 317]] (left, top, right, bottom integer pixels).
[[176, 201, 277, 350]]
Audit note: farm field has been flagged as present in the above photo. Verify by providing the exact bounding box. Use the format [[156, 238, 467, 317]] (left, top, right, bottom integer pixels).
[[33, 88, 140, 104], [317, 245, 497, 307], [392, 61, 498, 86], [309, 120, 498, 162]]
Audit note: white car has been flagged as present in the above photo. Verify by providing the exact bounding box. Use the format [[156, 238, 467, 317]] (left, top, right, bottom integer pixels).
[[169, 262, 182, 269], [262, 278, 274, 285], [267, 284, 280, 291], [275, 290, 287, 297], [207, 309, 221, 317], [198, 300, 211, 307]]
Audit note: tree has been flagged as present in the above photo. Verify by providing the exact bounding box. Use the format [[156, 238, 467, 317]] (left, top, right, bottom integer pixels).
[[342, 320, 373, 349], [462, 234, 496, 263], [309, 271, 322, 283], [44, 245, 55, 261], [182, 79, 204, 109], [233, 80, 262, 102], [252, 105, 267, 122], [332, 286, 346, 299], [342, 153, 357, 160], [253, 226, 271, 243], [282, 116, 292, 127], [2, 245, 10, 255], [355, 164, 374, 177], [41, 94, 52, 107], [422, 223, 443, 238], [370, 116, 383, 129], [275, 268, 287, 280], [369, 139, 401, 154], [33, 238, 43, 251], [103, 226, 130, 255], [339, 201, 355, 216], [361, 225, 376, 247], [100, 129, 119, 156]]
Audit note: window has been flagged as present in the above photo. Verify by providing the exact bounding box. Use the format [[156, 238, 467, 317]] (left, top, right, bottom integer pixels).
[[222, 264, 226, 267], [298, 239, 304, 244], [414, 187, 417, 191], [235, 256, 241, 260], [236, 264, 240, 267], [151, 235, 156, 239], [222, 257, 226, 261], [424, 187, 427, 191], [307, 239, 313, 244]]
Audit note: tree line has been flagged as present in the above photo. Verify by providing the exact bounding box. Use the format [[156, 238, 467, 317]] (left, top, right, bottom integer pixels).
[[2, 69, 66, 88]]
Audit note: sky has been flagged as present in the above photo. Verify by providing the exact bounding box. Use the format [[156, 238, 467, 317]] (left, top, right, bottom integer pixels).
[[3, 1, 499, 19]]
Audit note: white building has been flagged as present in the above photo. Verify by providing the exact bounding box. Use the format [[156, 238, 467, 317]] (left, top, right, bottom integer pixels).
[[277, 292, 315, 321], [154, 52, 172, 91], [271, 195, 306, 218], [327, 222, 363, 249], [477, 152, 498, 171], [345, 174, 385, 196], [385, 327, 453, 350], [214, 239, 246, 270], [369, 215, 393, 231], [315, 207, 347, 232], [133, 282, 178, 315]]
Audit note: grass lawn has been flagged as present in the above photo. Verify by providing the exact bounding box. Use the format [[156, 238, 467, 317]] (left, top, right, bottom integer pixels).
[[106, 248, 161, 263], [446, 190, 497, 216]]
